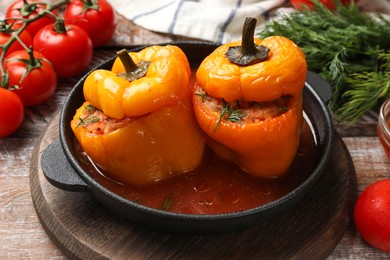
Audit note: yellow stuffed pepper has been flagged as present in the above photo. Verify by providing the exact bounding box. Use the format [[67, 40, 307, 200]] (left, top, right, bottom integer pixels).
[[71, 45, 205, 186]]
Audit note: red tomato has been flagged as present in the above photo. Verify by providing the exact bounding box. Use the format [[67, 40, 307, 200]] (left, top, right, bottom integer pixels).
[[0, 87, 24, 138], [354, 179, 390, 253], [290, 0, 357, 10], [5, 0, 56, 37], [63, 0, 116, 47], [33, 19, 93, 78], [4, 50, 57, 106], [0, 23, 32, 57]]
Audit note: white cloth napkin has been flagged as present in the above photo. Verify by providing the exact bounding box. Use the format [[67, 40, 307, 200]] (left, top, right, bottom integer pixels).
[[107, 0, 390, 43], [107, 0, 288, 43]]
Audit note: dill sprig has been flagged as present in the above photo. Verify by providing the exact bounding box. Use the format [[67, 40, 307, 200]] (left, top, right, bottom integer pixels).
[[195, 92, 212, 101], [258, 0, 390, 122], [214, 100, 246, 132], [338, 53, 390, 121], [75, 115, 100, 128], [160, 193, 173, 211], [75, 104, 100, 128]]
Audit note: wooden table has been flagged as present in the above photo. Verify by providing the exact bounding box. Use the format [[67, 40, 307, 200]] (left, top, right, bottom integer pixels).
[[1, 2, 390, 259]]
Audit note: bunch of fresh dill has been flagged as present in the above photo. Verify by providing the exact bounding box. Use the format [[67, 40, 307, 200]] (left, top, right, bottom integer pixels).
[[258, 0, 390, 123]]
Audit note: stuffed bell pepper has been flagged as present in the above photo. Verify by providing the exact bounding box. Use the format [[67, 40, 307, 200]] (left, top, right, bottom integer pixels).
[[71, 45, 205, 186], [193, 18, 307, 178]]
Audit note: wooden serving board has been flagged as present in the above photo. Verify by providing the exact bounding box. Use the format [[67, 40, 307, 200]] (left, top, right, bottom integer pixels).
[[30, 113, 357, 259]]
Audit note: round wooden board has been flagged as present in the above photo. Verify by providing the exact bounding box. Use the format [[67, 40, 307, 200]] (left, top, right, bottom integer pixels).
[[30, 113, 357, 259]]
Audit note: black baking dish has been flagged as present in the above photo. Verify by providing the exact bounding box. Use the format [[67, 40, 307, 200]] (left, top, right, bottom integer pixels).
[[41, 42, 334, 234]]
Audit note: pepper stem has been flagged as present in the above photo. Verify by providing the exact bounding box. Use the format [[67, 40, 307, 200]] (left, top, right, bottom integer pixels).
[[241, 18, 258, 56], [225, 17, 270, 66], [116, 49, 150, 81]]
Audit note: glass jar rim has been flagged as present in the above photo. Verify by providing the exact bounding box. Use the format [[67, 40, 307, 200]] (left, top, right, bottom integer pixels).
[[379, 99, 390, 137]]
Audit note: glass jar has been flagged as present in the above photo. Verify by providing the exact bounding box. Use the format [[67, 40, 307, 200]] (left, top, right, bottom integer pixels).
[[377, 99, 390, 159]]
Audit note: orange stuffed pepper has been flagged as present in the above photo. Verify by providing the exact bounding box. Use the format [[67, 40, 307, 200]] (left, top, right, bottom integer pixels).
[[71, 45, 205, 186], [193, 18, 307, 178]]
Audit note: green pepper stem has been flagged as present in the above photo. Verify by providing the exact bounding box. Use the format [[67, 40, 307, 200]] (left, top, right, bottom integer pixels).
[[241, 17, 258, 56], [117, 49, 139, 74], [116, 49, 150, 81], [225, 17, 270, 66]]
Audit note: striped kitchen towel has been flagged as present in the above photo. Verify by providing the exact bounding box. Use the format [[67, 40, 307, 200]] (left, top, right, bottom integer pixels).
[[108, 0, 288, 43]]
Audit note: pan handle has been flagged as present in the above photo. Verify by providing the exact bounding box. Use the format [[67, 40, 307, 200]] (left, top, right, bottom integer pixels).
[[306, 71, 332, 105], [41, 138, 88, 192]]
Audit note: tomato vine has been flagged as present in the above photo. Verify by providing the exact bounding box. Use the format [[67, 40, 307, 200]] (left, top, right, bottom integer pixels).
[[0, 0, 69, 88]]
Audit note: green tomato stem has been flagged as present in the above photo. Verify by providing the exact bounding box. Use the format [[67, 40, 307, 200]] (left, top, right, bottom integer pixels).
[[20, 1, 38, 17], [52, 18, 68, 33], [81, 0, 100, 12], [14, 33, 30, 51], [83, 0, 94, 6]]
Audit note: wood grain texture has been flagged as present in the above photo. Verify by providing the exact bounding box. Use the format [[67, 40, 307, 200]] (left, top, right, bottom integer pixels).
[[31, 114, 356, 259]]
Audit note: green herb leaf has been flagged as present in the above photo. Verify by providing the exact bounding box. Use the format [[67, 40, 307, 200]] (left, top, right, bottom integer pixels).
[[75, 113, 100, 129], [160, 193, 173, 211], [195, 92, 212, 101], [75, 116, 87, 129], [214, 100, 246, 132], [218, 192, 225, 203], [88, 116, 100, 124], [280, 106, 288, 112], [258, 0, 390, 122], [84, 104, 96, 114]]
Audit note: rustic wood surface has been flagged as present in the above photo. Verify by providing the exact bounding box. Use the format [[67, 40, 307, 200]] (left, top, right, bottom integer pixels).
[[1, 1, 390, 259], [31, 114, 356, 259]]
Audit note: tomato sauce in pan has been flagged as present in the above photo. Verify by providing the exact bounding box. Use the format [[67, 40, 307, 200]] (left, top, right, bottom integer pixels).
[[74, 68, 319, 215], [74, 114, 319, 215]]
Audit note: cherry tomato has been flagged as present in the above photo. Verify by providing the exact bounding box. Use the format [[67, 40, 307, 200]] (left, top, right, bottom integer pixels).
[[0, 22, 32, 58], [33, 19, 93, 78], [4, 50, 57, 106], [63, 0, 116, 47], [5, 0, 56, 37], [0, 87, 24, 138], [354, 179, 390, 253], [290, 0, 357, 10]]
